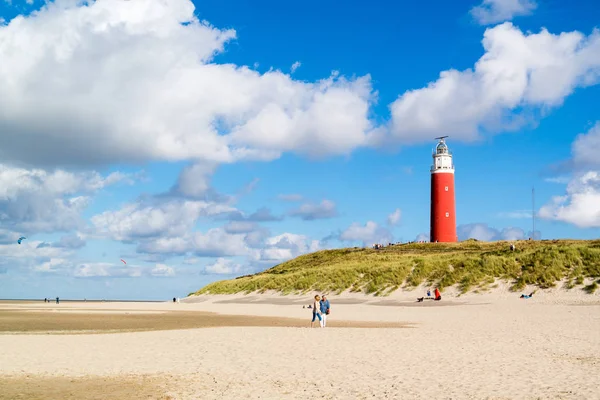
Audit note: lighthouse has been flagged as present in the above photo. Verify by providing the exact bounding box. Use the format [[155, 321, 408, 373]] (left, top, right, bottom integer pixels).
[[430, 136, 457, 242]]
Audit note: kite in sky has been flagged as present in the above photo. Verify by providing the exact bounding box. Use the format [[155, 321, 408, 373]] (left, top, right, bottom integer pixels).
[[17, 237, 26, 244], [121, 259, 126, 264]]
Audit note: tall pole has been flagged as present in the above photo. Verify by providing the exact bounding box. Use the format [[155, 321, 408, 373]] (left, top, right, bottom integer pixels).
[[532, 186, 535, 240]]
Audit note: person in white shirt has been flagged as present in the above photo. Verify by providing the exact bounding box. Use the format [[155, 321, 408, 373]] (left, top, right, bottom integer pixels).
[[311, 295, 323, 328]]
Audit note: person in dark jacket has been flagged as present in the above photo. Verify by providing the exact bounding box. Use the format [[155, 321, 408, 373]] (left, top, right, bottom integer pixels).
[[319, 295, 331, 327]]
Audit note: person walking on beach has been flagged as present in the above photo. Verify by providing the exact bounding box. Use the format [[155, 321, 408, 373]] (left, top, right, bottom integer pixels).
[[434, 288, 441, 301], [320, 295, 330, 327], [311, 295, 323, 328]]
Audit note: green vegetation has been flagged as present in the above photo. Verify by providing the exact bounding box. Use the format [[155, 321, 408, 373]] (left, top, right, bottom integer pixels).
[[192, 239, 600, 296]]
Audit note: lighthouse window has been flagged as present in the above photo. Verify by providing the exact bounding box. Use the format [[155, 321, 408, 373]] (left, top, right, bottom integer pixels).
[[445, 186, 448, 191], [445, 212, 449, 217]]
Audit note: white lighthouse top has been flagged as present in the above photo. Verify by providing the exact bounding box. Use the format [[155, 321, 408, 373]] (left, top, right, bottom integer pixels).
[[431, 136, 454, 173]]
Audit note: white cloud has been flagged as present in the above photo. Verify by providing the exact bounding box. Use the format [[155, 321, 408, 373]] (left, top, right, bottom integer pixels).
[[223, 221, 259, 234], [151, 263, 175, 277], [339, 221, 393, 246], [204, 258, 245, 274], [258, 233, 320, 262], [171, 162, 219, 199], [33, 258, 71, 274], [291, 61, 301, 73], [571, 122, 600, 168], [91, 199, 235, 241], [136, 228, 253, 258], [225, 207, 282, 222], [0, 164, 133, 234], [470, 0, 537, 25], [289, 199, 338, 220], [389, 23, 600, 143], [0, 0, 378, 168], [387, 208, 401, 226], [538, 171, 600, 228], [74, 262, 142, 278], [457, 223, 537, 241], [539, 122, 600, 228]]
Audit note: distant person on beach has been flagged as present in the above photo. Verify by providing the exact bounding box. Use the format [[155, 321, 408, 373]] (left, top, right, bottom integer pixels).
[[320, 295, 330, 327], [56, 297, 59, 304], [434, 288, 441, 301], [427, 289, 431, 297], [520, 292, 534, 299], [311, 295, 323, 328]]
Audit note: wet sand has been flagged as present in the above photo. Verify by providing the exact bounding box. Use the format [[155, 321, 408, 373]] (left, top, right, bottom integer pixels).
[[0, 305, 409, 334], [0, 375, 171, 400]]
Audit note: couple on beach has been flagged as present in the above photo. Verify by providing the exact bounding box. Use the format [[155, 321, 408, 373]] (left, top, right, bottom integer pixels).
[[311, 294, 330, 328]]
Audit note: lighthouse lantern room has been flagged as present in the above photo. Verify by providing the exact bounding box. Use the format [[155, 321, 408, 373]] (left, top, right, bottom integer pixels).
[[430, 136, 457, 242]]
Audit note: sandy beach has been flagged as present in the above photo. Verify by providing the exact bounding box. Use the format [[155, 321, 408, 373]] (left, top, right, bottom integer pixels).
[[1, 285, 599, 399]]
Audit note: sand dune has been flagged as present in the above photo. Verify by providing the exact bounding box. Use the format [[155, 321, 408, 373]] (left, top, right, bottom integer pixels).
[[1, 287, 599, 399]]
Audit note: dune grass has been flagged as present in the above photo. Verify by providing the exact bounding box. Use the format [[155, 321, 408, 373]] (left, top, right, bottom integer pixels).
[[192, 239, 600, 296]]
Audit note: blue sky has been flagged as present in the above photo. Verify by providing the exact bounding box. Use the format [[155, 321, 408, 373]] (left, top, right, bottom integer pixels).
[[0, 0, 599, 300]]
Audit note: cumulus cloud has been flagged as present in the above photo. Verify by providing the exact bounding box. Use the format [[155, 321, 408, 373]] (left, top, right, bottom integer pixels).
[[74, 262, 142, 278], [0, 164, 134, 234], [538, 171, 600, 228], [151, 263, 175, 277], [91, 197, 236, 242], [457, 223, 539, 241], [257, 233, 320, 262], [539, 123, 600, 228], [470, 0, 537, 25], [224, 207, 283, 222], [389, 23, 600, 143], [0, 0, 378, 168], [163, 162, 231, 203], [36, 233, 86, 250], [339, 221, 393, 246], [387, 208, 402, 226], [570, 122, 600, 169], [223, 221, 260, 234], [134, 227, 253, 258], [204, 258, 246, 275], [289, 199, 338, 220]]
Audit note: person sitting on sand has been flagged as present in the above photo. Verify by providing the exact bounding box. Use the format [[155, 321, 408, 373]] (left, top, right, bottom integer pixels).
[[311, 295, 323, 328], [434, 288, 441, 301], [520, 292, 534, 299], [320, 295, 330, 327]]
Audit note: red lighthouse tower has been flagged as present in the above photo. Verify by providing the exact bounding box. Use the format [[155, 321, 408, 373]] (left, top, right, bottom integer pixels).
[[430, 136, 457, 242]]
